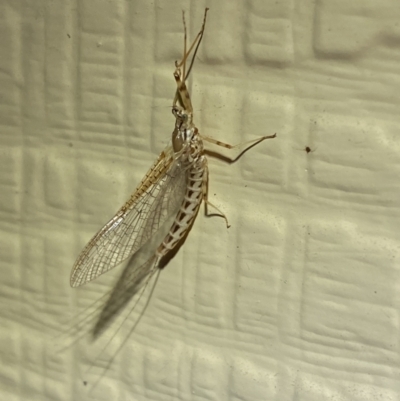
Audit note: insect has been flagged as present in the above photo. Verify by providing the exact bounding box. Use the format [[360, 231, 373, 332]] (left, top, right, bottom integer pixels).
[[70, 8, 276, 289]]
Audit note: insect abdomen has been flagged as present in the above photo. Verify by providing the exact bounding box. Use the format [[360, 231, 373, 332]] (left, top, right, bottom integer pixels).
[[156, 161, 205, 257]]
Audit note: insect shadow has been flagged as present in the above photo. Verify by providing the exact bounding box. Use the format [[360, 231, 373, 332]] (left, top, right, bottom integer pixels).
[[90, 210, 195, 340]]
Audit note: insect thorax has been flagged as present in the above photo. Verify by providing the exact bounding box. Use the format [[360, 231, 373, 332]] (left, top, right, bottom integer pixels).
[[172, 124, 203, 166]]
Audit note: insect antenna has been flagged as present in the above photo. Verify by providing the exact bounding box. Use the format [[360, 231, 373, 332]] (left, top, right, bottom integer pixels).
[[184, 8, 209, 81], [173, 8, 209, 108]]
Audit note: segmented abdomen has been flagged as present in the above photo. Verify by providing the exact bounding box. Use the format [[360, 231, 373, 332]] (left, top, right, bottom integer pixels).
[[156, 157, 206, 257]]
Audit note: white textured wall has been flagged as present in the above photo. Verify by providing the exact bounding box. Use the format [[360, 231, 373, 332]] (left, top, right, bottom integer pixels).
[[1, 1, 400, 400]]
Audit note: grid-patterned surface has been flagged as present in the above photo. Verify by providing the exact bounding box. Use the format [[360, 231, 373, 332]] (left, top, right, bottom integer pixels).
[[1, 1, 400, 400]]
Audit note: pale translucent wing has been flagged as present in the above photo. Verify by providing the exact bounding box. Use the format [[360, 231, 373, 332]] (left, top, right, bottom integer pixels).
[[92, 176, 190, 335], [70, 146, 188, 287]]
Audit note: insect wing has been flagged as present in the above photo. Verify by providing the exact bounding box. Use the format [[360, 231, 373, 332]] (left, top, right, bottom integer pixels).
[[70, 146, 188, 287]]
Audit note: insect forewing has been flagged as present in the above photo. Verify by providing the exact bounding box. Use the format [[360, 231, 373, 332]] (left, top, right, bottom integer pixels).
[[70, 145, 188, 287]]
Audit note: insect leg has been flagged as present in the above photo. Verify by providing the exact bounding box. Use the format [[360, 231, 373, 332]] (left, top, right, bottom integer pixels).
[[202, 133, 276, 150], [202, 163, 230, 228]]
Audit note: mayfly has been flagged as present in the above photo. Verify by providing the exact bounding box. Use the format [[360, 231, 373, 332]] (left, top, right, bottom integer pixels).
[[70, 8, 276, 290]]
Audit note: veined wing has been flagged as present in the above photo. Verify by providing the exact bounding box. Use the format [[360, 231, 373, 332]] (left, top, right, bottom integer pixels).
[[70, 145, 188, 287]]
